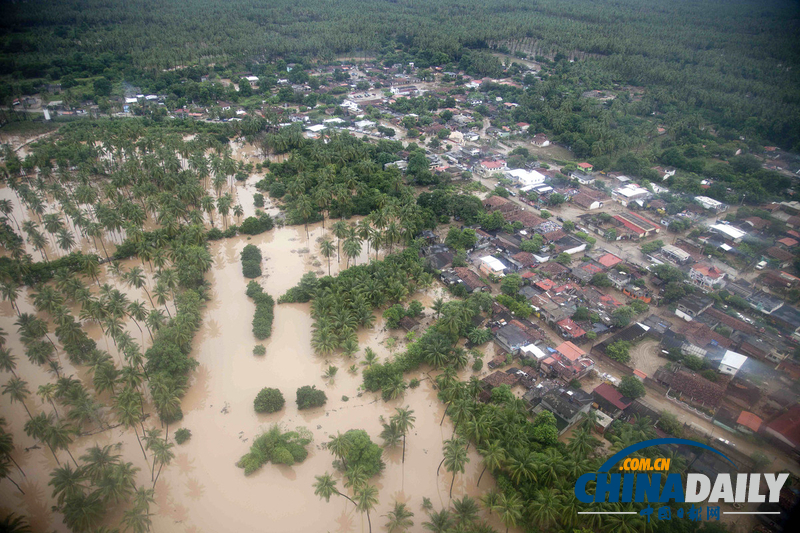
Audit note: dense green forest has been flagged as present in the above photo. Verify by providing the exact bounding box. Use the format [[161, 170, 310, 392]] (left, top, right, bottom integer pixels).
[[1, 0, 799, 149]]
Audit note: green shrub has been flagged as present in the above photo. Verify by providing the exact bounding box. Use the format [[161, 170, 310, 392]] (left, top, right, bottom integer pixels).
[[239, 213, 274, 235], [241, 244, 262, 278], [472, 358, 484, 371], [206, 227, 224, 240], [253, 345, 266, 356], [409, 378, 420, 389], [246, 281, 275, 339], [174, 428, 192, 444], [296, 385, 327, 410], [236, 425, 311, 475], [253, 193, 265, 207], [254, 387, 284, 413]]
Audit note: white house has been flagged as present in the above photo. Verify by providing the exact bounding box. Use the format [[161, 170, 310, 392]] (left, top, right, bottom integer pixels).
[[612, 183, 650, 207], [719, 350, 747, 376], [689, 263, 726, 289], [354, 119, 376, 130], [479, 256, 506, 276], [505, 168, 546, 188], [695, 196, 727, 212], [710, 223, 746, 243]]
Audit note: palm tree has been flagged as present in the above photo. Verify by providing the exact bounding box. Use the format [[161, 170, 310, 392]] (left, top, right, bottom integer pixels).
[[528, 488, 563, 529], [354, 484, 379, 533], [49, 463, 85, 506], [477, 440, 506, 487], [331, 219, 348, 257], [343, 232, 362, 269], [2, 377, 33, 419], [0, 348, 19, 378], [312, 472, 356, 507], [114, 387, 148, 465], [384, 501, 414, 532], [443, 438, 469, 498], [391, 407, 415, 464], [422, 509, 453, 533], [495, 492, 523, 533], [62, 491, 104, 532], [326, 432, 350, 470], [452, 495, 480, 526], [46, 419, 79, 467], [380, 420, 402, 449], [320, 238, 335, 275], [150, 435, 175, 488], [431, 297, 444, 319], [0, 456, 24, 495]]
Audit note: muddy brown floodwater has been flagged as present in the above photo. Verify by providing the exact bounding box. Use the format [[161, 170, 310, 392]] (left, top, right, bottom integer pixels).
[[0, 220, 518, 533]]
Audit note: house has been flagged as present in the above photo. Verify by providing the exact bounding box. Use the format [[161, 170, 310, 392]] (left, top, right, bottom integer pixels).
[[689, 263, 726, 289], [572, 192, 603, 210], [736, 411, 763, 434], [453, 267, 489, 293], [695, 196, 727, 213], [718, 350, 747, 376], [505, 168, 546, 187], [652, 368, 725, 409], [592, 383, 633, 418], [479, 160, 507, 174], [764, 405, 800, 452], [577, 162, 593, 172], [556, 318, 586, 340], [613, 212, 661, 237], [764, 246, 793, 268], [483, 195, 516, 213], [675, 293, 714, 321], [532, 133, 550, 147], [536, 387, 594, 434], [478, 256, 507, 276], [661, 244, 693, 265], [612, 184, 651, 207], [709, 223, 746, 243], [494, 323, 531, 354], [746, 291, 783, 315], [570, 171, 595, 185]]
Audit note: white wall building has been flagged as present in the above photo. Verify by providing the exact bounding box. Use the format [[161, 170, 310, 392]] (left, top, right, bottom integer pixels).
[[505, 168, 546, 188], [719, 350, 747, 376]]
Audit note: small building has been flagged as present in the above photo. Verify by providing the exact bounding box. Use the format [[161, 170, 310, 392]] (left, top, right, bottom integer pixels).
[[718, 350, 747, 376], [612, 183, 651, 206], [453, 267, 489, 293], [695, 196, 727, 213], [689, 263, 726, 289], [504, 168, 546, 187], [661, 244, 692, 265], [536, 387, 594, 434], [709, 223, 746, 243], [532, 133, 550, 147], [577, 162, 594, 172], [592, 383, 633, 418], [736, 411, 763, 434], [479, 256, 507, 276], [764, 405, 800, 452], [675, 293, 714, 321], [572, 192, 603, 210], [494, 323, 531, 355]]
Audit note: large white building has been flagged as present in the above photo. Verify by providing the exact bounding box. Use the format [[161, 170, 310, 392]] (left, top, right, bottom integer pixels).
[[504, 168, 546, 188], [695, 196, 727, 212], [611, 183, 651, 207]]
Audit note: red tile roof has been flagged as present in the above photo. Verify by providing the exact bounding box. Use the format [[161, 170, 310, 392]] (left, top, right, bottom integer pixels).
[[736, 411, 763, 432], [557, 318, 586, 338], [556, 341, 585, 362], [692, 263, 724, 279], [766, 405, 800, 448], [593, 383, 632, 410], [481, 160, 506, 169], [578, 162, 593, 169], [598, 253, 623, 268]]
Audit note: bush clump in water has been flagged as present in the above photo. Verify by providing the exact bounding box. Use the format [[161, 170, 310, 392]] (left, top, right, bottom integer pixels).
[[254, 387, 284, 413], [246, 281, 275, 339], [237, 425, 311, 475], [253, 345, 266, 356], [296, 385, 327, 410], [241, 244, 262, 278], [174, 428, 192, 444], [239, 212, 274, 235]]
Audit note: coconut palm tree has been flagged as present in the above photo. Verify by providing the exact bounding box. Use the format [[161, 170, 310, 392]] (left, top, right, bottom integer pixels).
[[380, 420, 402, 449], [343, 235, 362, 267], [319, 238, 335, 275], [312, 472, 356, 507], [495, 492, 523, 533], [62, 491, 104, 532], [326, 432, 350, 471], [331, 219, 348, 257], [452, 495, 480, 527], [354, 483, 379, 533], [49, 463, 85, 506], [443, 438, 469, 498], [422, 509, 453, 533], [114, 387, 148, 465], [46, 418, 79, 467], [384, 501, 414, 532], [391, 407, 415, 464], [3, 377, 33, 419], [0, 348, 19, 378]]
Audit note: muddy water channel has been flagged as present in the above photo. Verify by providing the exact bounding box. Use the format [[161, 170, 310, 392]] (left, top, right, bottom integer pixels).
[[0, 220, 513, 533]]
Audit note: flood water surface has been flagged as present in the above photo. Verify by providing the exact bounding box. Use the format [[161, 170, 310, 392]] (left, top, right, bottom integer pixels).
[[0, 221, 511, 533]]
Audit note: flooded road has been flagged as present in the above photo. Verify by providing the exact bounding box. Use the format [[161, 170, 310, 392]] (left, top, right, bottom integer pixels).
[[0, 219, 513, 532]]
